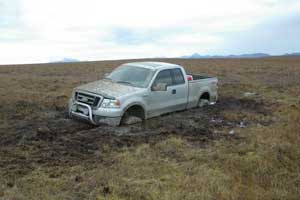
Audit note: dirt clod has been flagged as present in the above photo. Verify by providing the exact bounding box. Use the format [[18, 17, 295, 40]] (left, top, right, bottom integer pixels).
[[75, 175, 83, 182], [6, 182, 14, 188]]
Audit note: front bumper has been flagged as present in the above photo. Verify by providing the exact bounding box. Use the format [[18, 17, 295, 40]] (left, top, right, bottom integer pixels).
[[69, 100, 122, 126]]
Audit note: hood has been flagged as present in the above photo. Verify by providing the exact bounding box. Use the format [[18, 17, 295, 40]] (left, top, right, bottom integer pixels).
[[76, 79, 142, 98]]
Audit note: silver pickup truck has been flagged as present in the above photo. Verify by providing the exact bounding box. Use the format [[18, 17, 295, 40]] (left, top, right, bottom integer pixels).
[[69, 62, 218, 126]]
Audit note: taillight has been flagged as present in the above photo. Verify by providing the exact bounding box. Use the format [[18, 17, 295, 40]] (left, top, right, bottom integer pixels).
[[187, 75, 193, 81]]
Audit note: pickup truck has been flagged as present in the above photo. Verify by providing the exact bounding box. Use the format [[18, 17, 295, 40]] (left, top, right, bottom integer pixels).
[[69, 62, 218, 126]]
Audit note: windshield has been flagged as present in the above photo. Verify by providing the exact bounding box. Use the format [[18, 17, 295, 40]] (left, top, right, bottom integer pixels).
[[106, 65, 154, 88]]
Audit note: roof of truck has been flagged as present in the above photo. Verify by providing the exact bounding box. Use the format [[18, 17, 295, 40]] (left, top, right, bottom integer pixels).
[[123, 62, 181, 70]]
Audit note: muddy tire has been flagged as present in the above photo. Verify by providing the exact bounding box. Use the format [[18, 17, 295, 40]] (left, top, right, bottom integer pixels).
[[121, 112, 142, 125], [198, 99, 209, 107]]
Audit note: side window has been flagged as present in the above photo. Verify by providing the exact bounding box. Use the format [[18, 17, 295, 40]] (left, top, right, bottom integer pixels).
[[172, 68, 185, 85], [153, 70, 173, 86]]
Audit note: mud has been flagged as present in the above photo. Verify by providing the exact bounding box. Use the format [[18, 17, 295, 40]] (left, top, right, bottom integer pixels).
[[0, 96, 274, 179]]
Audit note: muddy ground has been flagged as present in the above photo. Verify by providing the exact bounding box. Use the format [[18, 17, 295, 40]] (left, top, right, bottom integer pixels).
[[0, 94, 274, 182]]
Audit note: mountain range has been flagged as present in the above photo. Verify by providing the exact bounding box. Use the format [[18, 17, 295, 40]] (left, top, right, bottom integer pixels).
[[50, 58, 81, 63]]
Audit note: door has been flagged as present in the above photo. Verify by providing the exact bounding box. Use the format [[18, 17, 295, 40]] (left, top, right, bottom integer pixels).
[[146, 69, 174, 117], [169, 68, 188, 111]]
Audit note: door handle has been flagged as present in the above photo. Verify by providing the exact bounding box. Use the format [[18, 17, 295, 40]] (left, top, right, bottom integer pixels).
[[172, 89, 176, 94]]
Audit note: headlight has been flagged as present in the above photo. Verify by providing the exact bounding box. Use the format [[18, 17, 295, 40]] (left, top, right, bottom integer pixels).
[[101, 99, 121, 108]]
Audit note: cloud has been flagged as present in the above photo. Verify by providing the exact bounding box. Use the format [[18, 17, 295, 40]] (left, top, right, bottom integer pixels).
[[220, 13, 300, 54], [0, 0, 20, 28], [109, 28, 155, 45], [0, 0, 300, 64]]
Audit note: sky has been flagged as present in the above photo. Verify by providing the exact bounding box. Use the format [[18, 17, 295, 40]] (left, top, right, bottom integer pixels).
[[0, 0, 300, 64]]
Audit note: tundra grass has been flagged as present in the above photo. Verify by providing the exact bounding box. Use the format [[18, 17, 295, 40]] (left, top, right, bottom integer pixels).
[[0, 57, 300, 200]]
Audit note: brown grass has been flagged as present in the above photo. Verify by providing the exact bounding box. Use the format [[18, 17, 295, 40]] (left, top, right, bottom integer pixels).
[[0, 57, 300, 199]]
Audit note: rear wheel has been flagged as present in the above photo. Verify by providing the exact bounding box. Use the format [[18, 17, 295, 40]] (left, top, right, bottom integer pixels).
[[198, 98, 209, 107], [198, 92, 210, 107]]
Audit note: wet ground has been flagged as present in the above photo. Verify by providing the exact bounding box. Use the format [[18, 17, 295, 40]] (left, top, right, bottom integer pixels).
[[0, 95, 274, 181]]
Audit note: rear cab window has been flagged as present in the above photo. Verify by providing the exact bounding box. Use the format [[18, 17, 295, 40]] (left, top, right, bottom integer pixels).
[[171, 68, 185, 85]]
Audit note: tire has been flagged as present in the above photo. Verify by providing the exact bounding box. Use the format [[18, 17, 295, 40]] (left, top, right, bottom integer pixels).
[[121, 111, 142, 125], [198, 99, 209, 107]]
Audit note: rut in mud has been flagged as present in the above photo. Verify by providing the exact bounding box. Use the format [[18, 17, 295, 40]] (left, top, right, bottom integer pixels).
[[0, 95, 274, 180]]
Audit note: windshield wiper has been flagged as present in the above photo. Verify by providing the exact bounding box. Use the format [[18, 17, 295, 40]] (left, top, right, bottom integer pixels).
[[116, 81, 133, 86]]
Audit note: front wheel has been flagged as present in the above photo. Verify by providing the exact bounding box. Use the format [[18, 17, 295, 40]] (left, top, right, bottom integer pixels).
[[121, 111, 142, 125]]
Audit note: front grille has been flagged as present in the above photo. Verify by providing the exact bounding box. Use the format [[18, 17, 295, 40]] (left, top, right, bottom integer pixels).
[[75, 92, 102, 108]]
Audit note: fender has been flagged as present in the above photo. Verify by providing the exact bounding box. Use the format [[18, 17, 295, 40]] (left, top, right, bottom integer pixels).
[[198, 86, 211, 100], [121, 101, 147, 119]]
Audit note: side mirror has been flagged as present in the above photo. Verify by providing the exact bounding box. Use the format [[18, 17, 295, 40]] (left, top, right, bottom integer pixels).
[[152, 83, 167, 91]]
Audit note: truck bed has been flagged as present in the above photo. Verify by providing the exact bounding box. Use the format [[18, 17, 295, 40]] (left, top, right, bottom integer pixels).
[[186, 73, 214, 80], [186, 73, 218, 109]]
